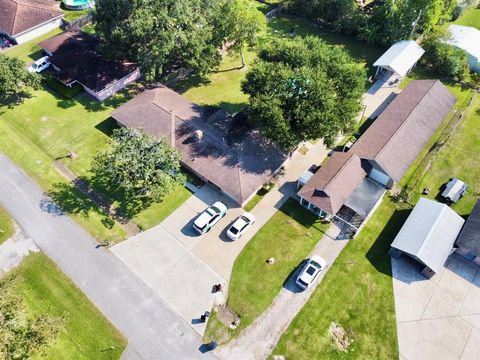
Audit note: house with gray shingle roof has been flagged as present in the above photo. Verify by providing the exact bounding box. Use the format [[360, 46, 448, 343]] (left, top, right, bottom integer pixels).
[[111, 86, 287, 206], [455, 199, 480, 265], [297, 80, 456, 236], [0, 0, 63, 44]]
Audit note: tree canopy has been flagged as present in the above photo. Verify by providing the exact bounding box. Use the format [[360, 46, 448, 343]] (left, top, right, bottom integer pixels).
[[93, 0, 226, 80], [422, 30, 469, 80], [0, 54, 40, 102], [220, 0, 267, 68], [242, 36, 366, 149], [92, 128, 185, 211]]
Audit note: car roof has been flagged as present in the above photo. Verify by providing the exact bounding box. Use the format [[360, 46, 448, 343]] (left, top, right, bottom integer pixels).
[[194, 211, 213, 227]]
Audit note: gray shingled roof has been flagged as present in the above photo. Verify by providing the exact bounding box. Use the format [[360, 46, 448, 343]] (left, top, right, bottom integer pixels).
[[456, 199, 480, 257], [0, 0, 63, 37], [391, 198, 465, 273], [111, 86, 287, 205]]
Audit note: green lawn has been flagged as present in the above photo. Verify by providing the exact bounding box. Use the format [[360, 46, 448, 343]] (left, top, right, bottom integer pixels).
[[4, 28, 63, 63], [0, 206, 14, 245], [204, 199, 330, 343], [4, 252, 126, 359], [1, 37, 191, 241], [180, 15, 383, 113], [452, 7, 480, 30], [271, 199, 401, 359]]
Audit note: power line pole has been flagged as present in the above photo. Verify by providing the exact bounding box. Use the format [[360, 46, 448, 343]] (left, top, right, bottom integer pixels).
[[409, 9, 423, 39]]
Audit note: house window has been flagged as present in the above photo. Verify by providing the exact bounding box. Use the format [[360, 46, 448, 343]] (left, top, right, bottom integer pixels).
[[310, 204, 321, 215], [300, 198, 309, 208]]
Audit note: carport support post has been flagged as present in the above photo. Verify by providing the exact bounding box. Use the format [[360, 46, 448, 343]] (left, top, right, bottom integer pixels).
[[333, 215, 359, 233]]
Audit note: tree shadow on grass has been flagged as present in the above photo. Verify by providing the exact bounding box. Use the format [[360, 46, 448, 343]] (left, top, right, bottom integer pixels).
[[94, 117, 120, 137], [365, 208, 411, 277], [0, 91, 34, 109]]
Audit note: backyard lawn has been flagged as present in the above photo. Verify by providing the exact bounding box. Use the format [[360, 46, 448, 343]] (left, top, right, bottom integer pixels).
[[204, 199, 329, 343], [2, 252, 126, 359], [452, 7, 480, 30], [180, 15, 383, 113], [3, 29, 63, 63], [0, 206, 14, 245]]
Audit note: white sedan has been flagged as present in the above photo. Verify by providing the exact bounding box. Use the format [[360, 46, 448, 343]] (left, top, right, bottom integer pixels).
[[226, 212, 255, 240], [193, 201, 228, 235], [296, 255, 327, 290], [28, 56, 50, 73]]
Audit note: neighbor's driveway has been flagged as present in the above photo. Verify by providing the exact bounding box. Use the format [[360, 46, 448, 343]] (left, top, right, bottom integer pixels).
[[392, 254, 480, 360], [0, 154, 213, 360]]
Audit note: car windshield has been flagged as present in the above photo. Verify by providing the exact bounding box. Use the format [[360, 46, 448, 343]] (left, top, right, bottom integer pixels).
[[306, 266, 316, 276], [310, 261, 321, 269], [32, 63, 38, 69], [210, 206, 220, 214], [229, 226, 239, 234], [298, 278, 308, 286], [240, 216, 250, 223]]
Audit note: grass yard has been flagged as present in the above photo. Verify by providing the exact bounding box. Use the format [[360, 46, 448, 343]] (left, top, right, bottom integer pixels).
[[3, 252, 126, 359], [3, 28, 63, 63], [452, 7, 480, 30], [204, 199, 330, 344], [270, 199, 401, 359], [0, 206, 14, 245], [406, 95, 480, 216], [180, 14, 383, 113]]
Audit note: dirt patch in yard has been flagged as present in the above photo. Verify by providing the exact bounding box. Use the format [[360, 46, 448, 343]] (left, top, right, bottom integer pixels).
[[329, 322, 354, 352]]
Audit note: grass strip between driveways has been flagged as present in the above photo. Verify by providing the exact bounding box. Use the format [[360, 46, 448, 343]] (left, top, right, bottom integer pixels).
[[4, 252, 126, 359], [0, 206, 14, 245], [204, 198, 330, 344]]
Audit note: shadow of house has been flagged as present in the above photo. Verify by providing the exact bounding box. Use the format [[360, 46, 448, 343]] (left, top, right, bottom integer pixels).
[[111, 86, 288, 207]]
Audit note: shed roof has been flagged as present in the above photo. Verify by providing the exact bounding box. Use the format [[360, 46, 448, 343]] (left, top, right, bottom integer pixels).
[[373, 40, 425, 77], [390, 198, 465, 273], [352, 80, 456, 182], [0, 0, 63, 37], [447, 25, 480, 60], [111, 86, 286, 205], [456, 199, 480, 257]]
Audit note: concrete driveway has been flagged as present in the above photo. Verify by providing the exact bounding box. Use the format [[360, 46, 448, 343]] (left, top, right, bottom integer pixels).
[[392, 254, 480, 360]]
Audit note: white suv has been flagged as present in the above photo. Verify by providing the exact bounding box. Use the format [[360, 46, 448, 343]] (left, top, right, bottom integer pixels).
[[193, 201, 228, 234], [28, 56, 50, 73], [296, 255, 327, 290]]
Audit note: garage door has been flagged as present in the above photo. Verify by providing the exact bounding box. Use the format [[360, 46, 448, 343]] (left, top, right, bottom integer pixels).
[[369, 168, 391, 187]]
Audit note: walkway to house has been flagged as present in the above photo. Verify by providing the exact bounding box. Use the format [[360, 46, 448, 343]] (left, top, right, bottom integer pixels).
[[215, 224, 348, 360], [0, 224, 38, 275]]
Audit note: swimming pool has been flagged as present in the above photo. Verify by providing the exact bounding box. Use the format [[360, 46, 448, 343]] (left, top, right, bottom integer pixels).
[[62, 0, 94, 10]]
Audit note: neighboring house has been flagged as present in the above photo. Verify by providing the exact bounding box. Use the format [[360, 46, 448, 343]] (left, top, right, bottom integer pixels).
[[297, 80, 456, 235], [446, 25, 480, 73], [0, 0, 64, 45], [39, 31, 140, 101], [389, 197, 465, 278], [111, 86, 287, 206], [455, 199, 480, 265], [373, 40, 425, 81]]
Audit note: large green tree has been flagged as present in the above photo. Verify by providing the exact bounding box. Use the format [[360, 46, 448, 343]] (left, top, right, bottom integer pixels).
[[92, 128, 185, 209], [221, 0, 266, 68], [422, 30, 468, 80], [0, 54, 40, 102], [242, 36, 366, 149], [93, 0, 225, 80]]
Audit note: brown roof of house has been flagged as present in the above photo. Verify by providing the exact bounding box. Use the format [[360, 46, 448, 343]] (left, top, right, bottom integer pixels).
[[298, 152, 369, 214], [0, 0, 63, 37], [298, 80, 455, 215], [40, 31, 138, 93], [352, 80, 456, 181], [456, 199, 480, 257], [111, 86, 287, 205]]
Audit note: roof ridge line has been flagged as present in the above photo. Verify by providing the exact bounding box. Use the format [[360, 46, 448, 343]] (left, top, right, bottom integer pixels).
[[374, 80, 439, 162], [151, 99, 231, 152], [323, 153, 360, 192]]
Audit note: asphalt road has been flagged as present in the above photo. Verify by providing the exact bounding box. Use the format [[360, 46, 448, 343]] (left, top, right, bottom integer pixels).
[[0, 154, 214, 360]]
